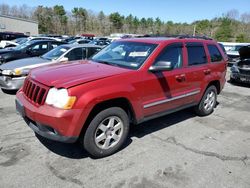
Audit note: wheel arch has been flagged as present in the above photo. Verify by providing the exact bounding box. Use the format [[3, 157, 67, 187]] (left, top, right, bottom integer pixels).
[[79, 97, 136, 138]]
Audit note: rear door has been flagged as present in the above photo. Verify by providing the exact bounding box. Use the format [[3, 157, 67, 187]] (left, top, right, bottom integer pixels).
[[29, 41, 49, 56], [182, 42, 210, 101]]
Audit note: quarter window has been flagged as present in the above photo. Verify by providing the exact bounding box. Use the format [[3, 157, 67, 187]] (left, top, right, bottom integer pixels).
[[187, 43, 207, 66], [208, 44, 223, 62]]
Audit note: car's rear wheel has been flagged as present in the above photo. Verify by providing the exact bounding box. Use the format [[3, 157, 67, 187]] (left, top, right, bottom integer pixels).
[[195, 85, 217, 116], [82, 107, 129, 158]]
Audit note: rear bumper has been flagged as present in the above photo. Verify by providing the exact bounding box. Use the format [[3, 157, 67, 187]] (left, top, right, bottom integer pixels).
[[0, 75, 25, 90], [230, 73, 250, 83], [16, 91, 87, 143]]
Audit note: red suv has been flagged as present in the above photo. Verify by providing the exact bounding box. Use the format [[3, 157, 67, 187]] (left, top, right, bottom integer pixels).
[[16, 36, 227, 157]]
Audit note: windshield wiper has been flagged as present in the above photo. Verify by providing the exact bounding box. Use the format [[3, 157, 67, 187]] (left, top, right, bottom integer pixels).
[[94, 60, 114, 66]]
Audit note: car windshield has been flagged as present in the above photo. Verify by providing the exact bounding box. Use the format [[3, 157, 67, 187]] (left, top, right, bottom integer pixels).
[[91, 41, 157, 70], [42, 45, 70, 60], [68, 39, 78, 44], [13, 40, 36, 50]]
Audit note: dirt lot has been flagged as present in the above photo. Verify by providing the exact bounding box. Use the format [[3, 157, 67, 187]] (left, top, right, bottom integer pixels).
[[0, 73, 250, 188]]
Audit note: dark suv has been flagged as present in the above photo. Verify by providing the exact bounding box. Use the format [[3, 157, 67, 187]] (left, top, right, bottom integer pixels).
[[0, 40, 66, 64], [16, 36, 227, 157]]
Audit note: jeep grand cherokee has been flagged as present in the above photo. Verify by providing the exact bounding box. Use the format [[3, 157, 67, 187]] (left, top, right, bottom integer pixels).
[[16, 36, 227, 157]]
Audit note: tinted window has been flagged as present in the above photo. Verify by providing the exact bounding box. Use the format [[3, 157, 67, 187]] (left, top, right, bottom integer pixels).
[[87, 47, 101, 58], [66, 48, 85, 61], [187, 43, 207, 65], [155, 44, 183, 69], [208, 45, 223, 62]]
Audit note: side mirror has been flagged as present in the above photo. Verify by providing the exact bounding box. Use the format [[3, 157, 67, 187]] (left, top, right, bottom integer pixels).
[[59, 57, 69, 62], [149, 61, 173, 72]]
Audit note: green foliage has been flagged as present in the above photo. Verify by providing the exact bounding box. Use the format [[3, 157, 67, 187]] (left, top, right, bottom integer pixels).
[[109, 12, 124, 31], [236, 34, 250, 43], [215, 18, 233, 41]]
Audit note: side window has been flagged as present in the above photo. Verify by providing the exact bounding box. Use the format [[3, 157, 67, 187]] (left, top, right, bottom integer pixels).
[[155, 44, 183, 69], [52, 44, 59, 48], [87, 47, 101, 58], [208, 44, 223, 62], [41, 44, 48, 50], [187, 43, 207, 66], [65, 48, 84, 61], [31, 44, 40, 50]]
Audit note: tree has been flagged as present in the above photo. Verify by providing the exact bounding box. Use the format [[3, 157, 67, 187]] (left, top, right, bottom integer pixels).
[[215, 18, 233, 41], [109, 12, 123, 32], [53, 5, 67, 34]]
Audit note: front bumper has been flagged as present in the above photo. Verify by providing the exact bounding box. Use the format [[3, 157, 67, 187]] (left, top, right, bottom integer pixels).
[[15, 91, 87, 143], [0, 75, 25, 90], [230, 72, 250, 84]]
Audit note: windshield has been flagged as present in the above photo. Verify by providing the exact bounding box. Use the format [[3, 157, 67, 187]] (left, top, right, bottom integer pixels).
[[42, 45, 70, 60], [68, 39, 78, 44], [91, 41, 157, 69]]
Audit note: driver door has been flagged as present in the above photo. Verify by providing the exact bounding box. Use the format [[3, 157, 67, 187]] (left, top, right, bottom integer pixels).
[[142, 43, 195, 117]]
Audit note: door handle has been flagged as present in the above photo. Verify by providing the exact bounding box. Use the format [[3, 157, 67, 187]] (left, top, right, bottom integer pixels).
[[203, 69, 211, 75], [175, 74, 186, 82]]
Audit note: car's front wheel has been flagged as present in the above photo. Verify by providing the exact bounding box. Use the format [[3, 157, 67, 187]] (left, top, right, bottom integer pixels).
[[82, 107, 129, 158], [195, 85, 217, 116]]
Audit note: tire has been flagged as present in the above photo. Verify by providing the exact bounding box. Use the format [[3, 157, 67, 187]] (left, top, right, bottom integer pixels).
[[194, 85, 217, 116], [230, 77, 236, 84], [82, 107, 129, 158]]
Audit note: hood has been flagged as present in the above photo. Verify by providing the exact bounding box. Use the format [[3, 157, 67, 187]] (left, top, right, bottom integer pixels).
[[30, 60, 131, 88], [0, 57, 49, 70], [239, 46, 250, 59]]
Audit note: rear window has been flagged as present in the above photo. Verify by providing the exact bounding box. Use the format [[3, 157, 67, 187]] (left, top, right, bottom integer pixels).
[[187, 43, 207, 66], [208, 44, 223, 62]]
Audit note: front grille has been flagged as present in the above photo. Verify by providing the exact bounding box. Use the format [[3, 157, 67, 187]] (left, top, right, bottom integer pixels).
[[239, 69, 250, 75], [23, 78, 48, 105]]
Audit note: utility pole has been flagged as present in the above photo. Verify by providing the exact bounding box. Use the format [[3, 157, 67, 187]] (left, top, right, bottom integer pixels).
[[193, 25, 196, 36]]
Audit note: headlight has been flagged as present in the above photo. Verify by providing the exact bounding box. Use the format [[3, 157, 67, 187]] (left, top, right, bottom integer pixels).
[[230, 65, 239, 73], [45, 88, 76, 109], [2, 69, 15, 75], [2, 69, 29, 76]]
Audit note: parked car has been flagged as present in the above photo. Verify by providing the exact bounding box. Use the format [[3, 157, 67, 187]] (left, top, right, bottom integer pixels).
[[0, 40, 19, 49], [230, 45, 250, 84], [16, 36, 227, 157], [0, 40, 66, 64], [68, 39, 91, 44], [219, 42, 250, 66], [89, 37, 111, 46], [0, 44, 102, 91], [0, 32, 28, 41]]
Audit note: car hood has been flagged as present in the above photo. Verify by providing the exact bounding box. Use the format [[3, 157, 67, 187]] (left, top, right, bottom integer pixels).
[[239, 46, 250, 59], [30, 60, 132, 88], [0, 57, 50, 70]]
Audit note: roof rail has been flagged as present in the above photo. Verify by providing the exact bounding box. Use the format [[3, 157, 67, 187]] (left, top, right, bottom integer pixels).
[[171, 35, 213, 40], [136, 34, 213, 40]]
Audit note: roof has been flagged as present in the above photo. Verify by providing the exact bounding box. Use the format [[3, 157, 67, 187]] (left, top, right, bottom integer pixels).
[[118, 36, 215, 44], [61, 44, 103, 48], [0, 14, 38, 24]]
